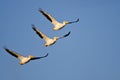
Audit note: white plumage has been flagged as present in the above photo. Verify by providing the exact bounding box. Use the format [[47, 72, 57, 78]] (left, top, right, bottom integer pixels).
[[39, 8, 79, 30], [4, 47, 48, 65], [32, 24, 71, 47]]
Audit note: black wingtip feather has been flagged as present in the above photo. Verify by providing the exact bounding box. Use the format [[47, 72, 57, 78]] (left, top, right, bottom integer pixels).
[[38, 8, 43, 13], [41, 53, 49, 58], [32, 24, 37, 31], [68, 18, 79, 24], [31, 53, 49, 60], [44, 53, 49, 57], [38, 8, 44, 14], [64, 31, 71, 37], [4, 47, 9, 52], [32, 25, 43, 39], [38, 8, 53, 22], [3, 47, 11, 53], [77, 18, 79, 22]]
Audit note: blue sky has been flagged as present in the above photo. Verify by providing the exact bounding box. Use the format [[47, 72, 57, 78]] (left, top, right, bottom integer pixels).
[[0, 0, 120, 80]]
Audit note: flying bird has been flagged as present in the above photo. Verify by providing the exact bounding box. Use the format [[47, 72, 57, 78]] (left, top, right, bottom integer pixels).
[[39, 8, 79, 30], [4, 47, 48, 65], [32, 24, 71, 47]]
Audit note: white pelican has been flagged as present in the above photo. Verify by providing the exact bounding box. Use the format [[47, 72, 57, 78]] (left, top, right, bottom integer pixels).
[[4, 47, 48, 65], [32, 24, 71, 47], [39, 8, 79, 30]]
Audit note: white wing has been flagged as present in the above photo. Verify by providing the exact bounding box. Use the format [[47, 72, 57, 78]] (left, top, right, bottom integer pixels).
[[32, 25, 50, 41], [39, 9, 59, 25], [4, 48, 25, 60]]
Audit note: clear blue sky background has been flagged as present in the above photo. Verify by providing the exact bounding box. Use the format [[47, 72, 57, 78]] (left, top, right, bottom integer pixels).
[[0, 0, 120, 80]]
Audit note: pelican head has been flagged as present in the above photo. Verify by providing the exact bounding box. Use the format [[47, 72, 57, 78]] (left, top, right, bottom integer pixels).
[[63, 21, 69, 25]]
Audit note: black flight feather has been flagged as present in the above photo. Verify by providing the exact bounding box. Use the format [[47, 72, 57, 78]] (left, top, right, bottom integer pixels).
[[69, 18, 79, 24], [31, 53, 49, 60], [63, 31, 71, 37], [39, 8, 53, 22], [4, 47, 19, 58], [32, 24, 43, 39]]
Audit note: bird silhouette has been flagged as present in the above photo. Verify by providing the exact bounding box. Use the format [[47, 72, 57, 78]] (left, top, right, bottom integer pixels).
[[4, 47, 48, 65], [32, 24, 71, 47], [39, 8, 79, 30]]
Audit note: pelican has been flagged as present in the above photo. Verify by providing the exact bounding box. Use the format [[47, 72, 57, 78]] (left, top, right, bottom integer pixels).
[[39, 8, 79, 30], [4, 47, 49, 65], [32, 24, 71, 47]]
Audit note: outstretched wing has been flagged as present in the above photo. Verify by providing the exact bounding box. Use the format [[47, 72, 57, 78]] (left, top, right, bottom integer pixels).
[[63, 31, 71, 37], [59, 31, 71, 39], [32, 24, 50, 41], [4, 47, 24, 59], [68, 18, 79, 24], [39, 8, 59, 24], [31, 53, 49, 60]]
